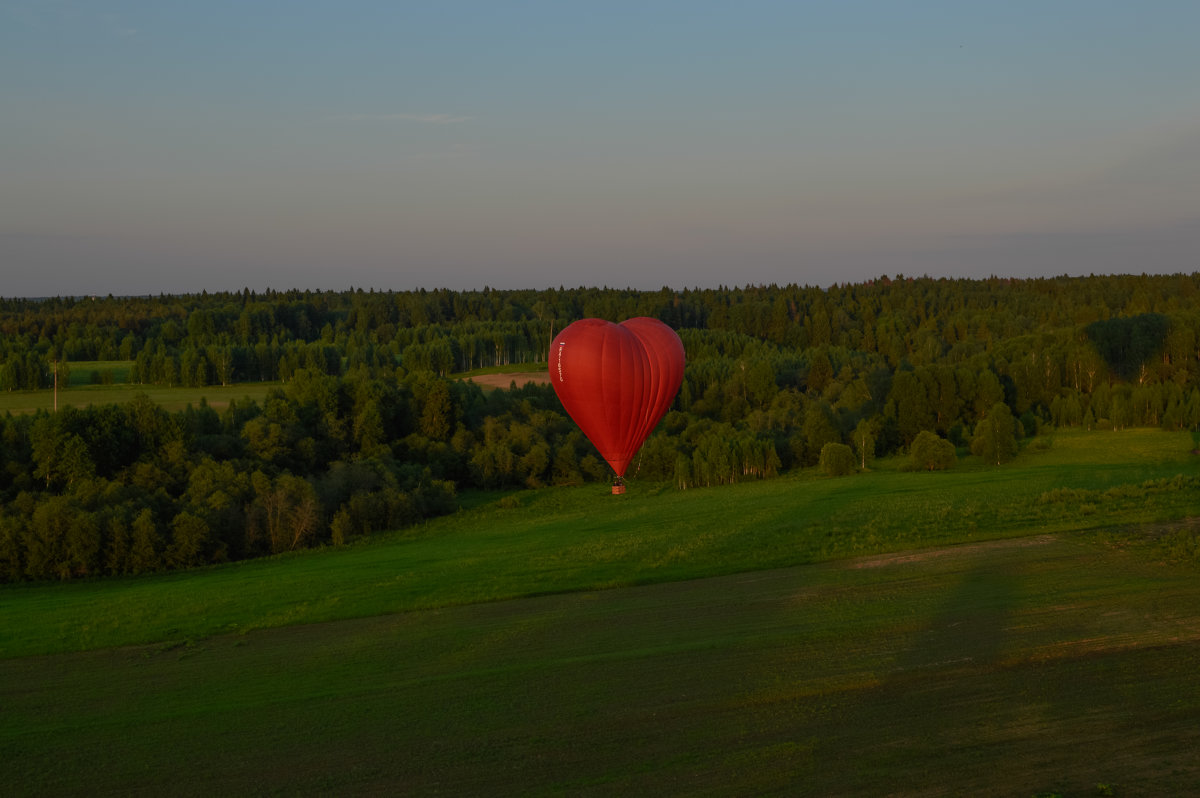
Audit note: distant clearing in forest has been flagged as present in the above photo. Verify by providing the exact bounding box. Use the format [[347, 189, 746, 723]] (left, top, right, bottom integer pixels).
[[0, 382, 278, 414], [460, 370, 551, 389]]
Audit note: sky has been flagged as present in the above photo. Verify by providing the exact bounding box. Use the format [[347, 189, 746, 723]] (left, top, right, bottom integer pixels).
[[3, 1, 1200, 296]]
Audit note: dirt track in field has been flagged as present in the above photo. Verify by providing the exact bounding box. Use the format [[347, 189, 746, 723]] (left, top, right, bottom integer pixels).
[[462, 371, 552, 389], [850, 534, 1059, 568]]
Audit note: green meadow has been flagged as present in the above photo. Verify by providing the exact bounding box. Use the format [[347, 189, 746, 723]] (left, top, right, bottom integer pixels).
[[0, 361, 543, 413], [3, 429, 1200, 795], [449, 360, 548, 378], [0, 379, 278, 414], [64, 361, 135, 387]]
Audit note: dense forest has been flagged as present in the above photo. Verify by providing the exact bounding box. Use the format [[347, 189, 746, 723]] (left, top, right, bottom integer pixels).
[[3, 274, 1200, 582]]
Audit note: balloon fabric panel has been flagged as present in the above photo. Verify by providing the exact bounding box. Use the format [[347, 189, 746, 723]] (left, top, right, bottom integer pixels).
[[623, 317, 685, 456]]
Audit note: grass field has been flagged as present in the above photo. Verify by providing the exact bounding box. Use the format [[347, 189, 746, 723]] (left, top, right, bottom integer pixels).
[[451, 361, 548, 378], [64, 360, 134, 387], [0, 360, 546, 413], [0, 382, 280, 415], [2, 428, 1200, 795]]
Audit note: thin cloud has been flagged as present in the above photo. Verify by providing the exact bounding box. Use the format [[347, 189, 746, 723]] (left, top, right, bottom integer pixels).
[[326, 113, 471, 124]]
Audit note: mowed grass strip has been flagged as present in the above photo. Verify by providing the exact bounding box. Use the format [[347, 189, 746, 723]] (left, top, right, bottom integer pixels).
[[2, 428, 1198, 659], [2, 535, 1199, 796]]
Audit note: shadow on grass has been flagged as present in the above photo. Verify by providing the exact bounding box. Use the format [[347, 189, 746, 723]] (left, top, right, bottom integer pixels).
[[809, 559, 1024, 794]]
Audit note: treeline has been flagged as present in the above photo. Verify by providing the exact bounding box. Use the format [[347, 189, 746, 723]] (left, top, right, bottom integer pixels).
[[4, 273, 1200, 581], [0, 370, 613, 581], [5, 275, 1200, 389]]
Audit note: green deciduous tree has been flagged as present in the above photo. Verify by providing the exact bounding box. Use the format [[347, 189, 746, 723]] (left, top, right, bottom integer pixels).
[[971, 402, 1018, 465], [886, 371, 934, 445], [909, 430, 956, 471], [852, 418, 878, 471], [168, 511, 211, 569], [30, 416, 96, 489], [819, 442, 856, 476], [418, 379, 453, 440], [801, 401, 839, 467], [249, 472, 322, 554], [128, 508, 163, 575]]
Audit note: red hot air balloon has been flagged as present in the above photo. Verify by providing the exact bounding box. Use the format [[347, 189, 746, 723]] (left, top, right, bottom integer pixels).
[[550, 317, 685, 492]]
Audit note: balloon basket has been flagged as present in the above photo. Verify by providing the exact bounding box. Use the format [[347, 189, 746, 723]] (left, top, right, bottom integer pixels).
[[611, 484, 626, 495]]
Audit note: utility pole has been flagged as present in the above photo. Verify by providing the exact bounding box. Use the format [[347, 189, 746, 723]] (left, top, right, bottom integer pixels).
[[54, 359, 58, 413]]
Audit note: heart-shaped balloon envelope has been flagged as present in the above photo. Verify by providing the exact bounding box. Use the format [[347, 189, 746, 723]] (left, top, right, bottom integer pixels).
[[550, 317, 686, 477]]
